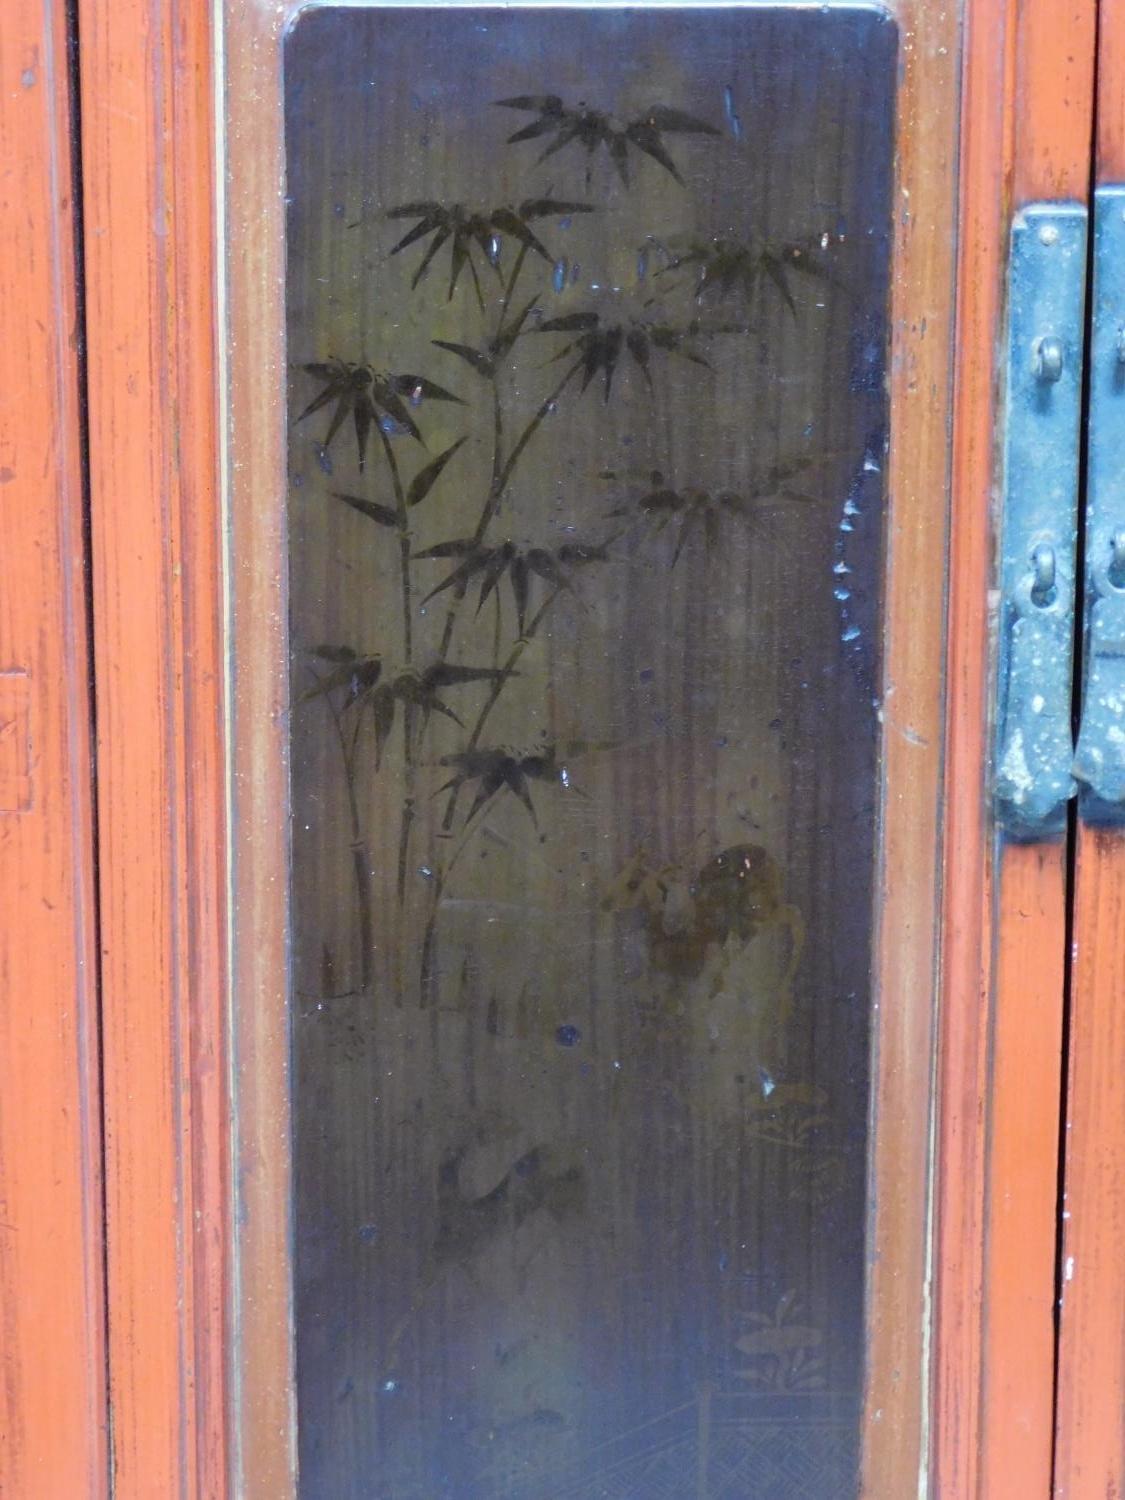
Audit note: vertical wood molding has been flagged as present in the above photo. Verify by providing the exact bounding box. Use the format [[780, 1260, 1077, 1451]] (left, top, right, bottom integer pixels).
[[940, 0, 1097, 1494], [0, 1, 107, 1493], [76, 0, 228, 1493], [1055, 833, 1125, 1498], [1053, 4, 1125, 1493], [937, 1, 1013, 1492], [861, 0, 961, 1491], [221, 2, 298, 1491], [219, 3, 961, 1497]]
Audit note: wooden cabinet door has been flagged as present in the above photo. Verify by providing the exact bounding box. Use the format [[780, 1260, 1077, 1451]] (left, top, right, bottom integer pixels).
[[939, 3, 1098, 1497]]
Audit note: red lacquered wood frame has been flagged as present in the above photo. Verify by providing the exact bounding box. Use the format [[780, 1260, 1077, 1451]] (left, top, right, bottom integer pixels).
[[1053, 4, 1125, 1493], [218, 2, 959, 1496], [937, 0, 1096, 1496], [72, 0, 1104, 1494], [0, 2, 106, 1494], [76, 0, 230, 1495]]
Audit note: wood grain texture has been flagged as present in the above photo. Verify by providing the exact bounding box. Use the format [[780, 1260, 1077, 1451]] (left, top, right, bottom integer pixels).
[[984, 4, 1095, 1495], [1013, 0, 1099, 202], [1098, 0, 1125, 181], [76, 0, 229, 1494], [0, 2, 107, 1493], [1055, 830, 1125, 1499], [1053, 7, 1125, 1490], [219, 1, 960, 1496], [221, 1, 298, 1492], [938, 1, 1095, 1494], [287, 16, 893, 1493], [981, 844, 1070, 1496], [935, 0, 1014, 1492], [860, 0, 961, 1493]]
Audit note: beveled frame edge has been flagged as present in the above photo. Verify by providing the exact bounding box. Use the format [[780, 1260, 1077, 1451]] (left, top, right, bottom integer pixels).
[[936, 0, 1098, 1495], [218, 3, 962, 1495], [0, 1, 107, 1492], [861, 0, 961, 1493], [1053, 2, 1125, 1492], [77, 0, 232, 1492]]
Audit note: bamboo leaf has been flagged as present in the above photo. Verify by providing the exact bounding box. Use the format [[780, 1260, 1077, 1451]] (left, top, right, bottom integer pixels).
[[489, 208, 551, 262], [410, 227, 451, 289], [608, 132, 630, 185], [503, 763, 538, 827], [387, 200, 443, 219], [422, 663, 510, 688], [432, 339, 495, 378], [636, 105, 720, 136], [762, 254, 797, 315], [494, 295, 540, 357], [537, 311, 600, 333], [626, 329, 653, 388], [344, 657, 384, 706], [332, 492, 400, 528], [494, 94, 564, 113], [391, 374, 466, 406], [373, 384, 423, 444], [510, 553, 530, 636], [526, 547, 572, 592], [517, 198, 594, 220], [407, 436, 468, 507], [389, 211, 444, 256], [466, 769, 505, 825], [421, 548, 492, 603], [475, 542, 515, 615], [413, 537, 478, 561], [353, 400, 373, 469], [506, 117, 558, 144], [624, 123, 684, 185]]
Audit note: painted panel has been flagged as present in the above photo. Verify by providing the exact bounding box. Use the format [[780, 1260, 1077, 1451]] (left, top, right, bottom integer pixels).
[[284, 8, 895, 1495]]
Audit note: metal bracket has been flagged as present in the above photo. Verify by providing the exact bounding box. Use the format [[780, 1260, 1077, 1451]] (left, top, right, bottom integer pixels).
[[994, 203, 1088, 839], [1074, 185, 1125, 823]]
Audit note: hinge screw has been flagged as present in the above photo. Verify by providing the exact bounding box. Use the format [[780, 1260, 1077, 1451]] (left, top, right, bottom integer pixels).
[[1109, 531, 1125, 590], [1031, 543, 1057, 606], [1034, 335, 1065, 383]]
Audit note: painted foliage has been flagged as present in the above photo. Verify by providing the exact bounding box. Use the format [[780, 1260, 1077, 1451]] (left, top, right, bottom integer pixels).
[[285, 7, 895, 1496]]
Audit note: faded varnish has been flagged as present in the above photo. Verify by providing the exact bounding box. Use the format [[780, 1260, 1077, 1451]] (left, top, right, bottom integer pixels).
[[284, 8, 895, 1495]]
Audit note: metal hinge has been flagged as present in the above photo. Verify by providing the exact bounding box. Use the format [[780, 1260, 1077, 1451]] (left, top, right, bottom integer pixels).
[[994, 203, 1088, 839], [1073, 185, 1125, 824]]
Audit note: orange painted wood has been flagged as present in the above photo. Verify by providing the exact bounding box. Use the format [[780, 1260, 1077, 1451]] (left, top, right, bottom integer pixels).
[[1013, 0, 1099, 203], [979, 0, 1095, 1476], [1052, 6, 1125, 1492], [936, 1, 1014, 1491], [1098, 0, 1125, 180], [982, 844, 1070, 1496], [860, 2, 962, 1493], [1055, 831, 1125, 1498], [221, 3, 962, 1495], [221, 4, 298, 1490], [0, 0, 107, 1493], [939, 0, 1095, 1495], [77, 0, 229, 1494]]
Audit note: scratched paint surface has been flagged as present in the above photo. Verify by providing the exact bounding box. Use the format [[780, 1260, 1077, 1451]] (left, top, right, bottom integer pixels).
[[284, 7, 895, 1495]]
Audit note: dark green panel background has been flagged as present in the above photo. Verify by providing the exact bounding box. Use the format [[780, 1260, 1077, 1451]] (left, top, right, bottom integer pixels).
[[284, 7, 896, 1496]]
